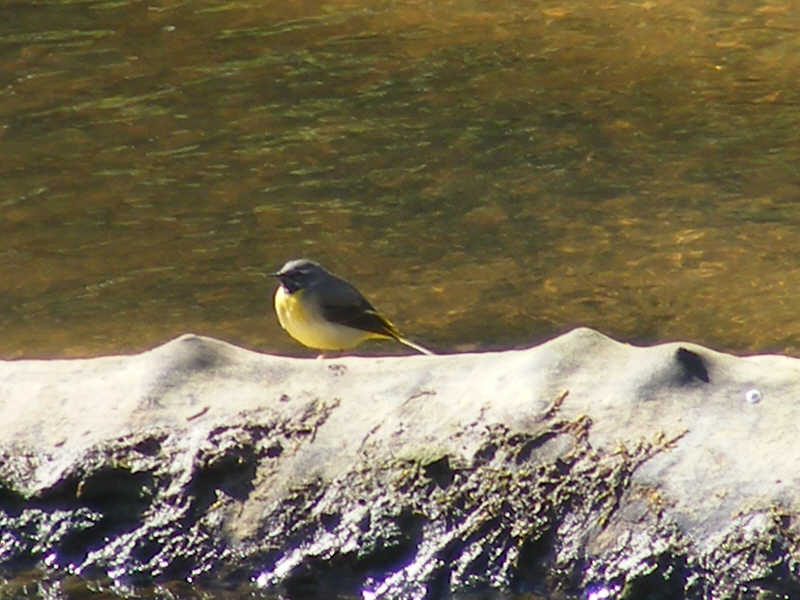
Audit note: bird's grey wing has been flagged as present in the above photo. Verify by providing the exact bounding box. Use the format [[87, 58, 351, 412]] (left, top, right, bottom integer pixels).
[[318, 277, 398, 338]]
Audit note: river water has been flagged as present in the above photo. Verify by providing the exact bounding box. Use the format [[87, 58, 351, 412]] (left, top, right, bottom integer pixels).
[[2, 0, 799, 360], [1, 0, 799, 596], [0, 0, 800, 358]]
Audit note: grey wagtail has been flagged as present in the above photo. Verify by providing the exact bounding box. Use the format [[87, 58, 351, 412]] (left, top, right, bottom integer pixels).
[[272, 259, 433, 355]]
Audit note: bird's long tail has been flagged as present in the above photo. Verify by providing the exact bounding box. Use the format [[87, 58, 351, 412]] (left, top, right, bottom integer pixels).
[[395, 336, 435, 355]]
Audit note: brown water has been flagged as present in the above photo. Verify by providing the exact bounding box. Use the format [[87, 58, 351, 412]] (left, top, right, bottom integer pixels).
[[1, 0, 799, 360]]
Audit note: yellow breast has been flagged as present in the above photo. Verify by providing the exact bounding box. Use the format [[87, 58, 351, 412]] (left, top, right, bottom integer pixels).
[[274, 286, 381, 350]]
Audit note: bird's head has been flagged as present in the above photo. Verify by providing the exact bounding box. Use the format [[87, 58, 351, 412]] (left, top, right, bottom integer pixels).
[[272, 259, 328, 293]]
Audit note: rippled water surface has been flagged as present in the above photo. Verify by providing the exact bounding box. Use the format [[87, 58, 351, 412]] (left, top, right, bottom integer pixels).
[[1, 0, 799, 360]]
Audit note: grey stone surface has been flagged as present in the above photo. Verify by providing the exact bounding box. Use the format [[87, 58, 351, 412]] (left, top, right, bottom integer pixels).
[[1, 329, 799, 599]]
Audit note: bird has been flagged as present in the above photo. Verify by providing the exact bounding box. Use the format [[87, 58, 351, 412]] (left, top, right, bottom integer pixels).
[[272, 259, 433, 355]]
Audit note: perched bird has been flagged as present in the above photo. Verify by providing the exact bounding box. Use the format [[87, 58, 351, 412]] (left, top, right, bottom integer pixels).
[[272, 259, 433, 355]]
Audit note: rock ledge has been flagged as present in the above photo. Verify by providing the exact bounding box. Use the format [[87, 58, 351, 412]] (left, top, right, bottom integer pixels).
[[1, 329, 799, 599]]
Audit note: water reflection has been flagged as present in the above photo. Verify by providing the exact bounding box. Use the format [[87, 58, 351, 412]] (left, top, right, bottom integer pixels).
[[0, 0, 799, 359]]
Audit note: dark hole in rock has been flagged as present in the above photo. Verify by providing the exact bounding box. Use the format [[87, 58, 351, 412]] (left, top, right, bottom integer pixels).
[[616, 553, 691, 600], [282, 508, 425, 598], [56, 468, 156, 565], [473, 442, 497, 466], [423, 456, 453, 489], [265, 442, 283, 458], [675, 347, 710, 383], [0, 483, 25, 516], [132, 436, 163, 456], [33, 476, 80, 511], [77, 468, 155, 518], [130, 537, 162, 565], [358, 512, 371, 532], [511, 532, 557, 595], [320, 512, 341, 531], [187, 445, 258, 519]]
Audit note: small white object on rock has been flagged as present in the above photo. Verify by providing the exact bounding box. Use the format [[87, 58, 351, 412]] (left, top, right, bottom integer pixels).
[[745, 389, 762, 404]]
